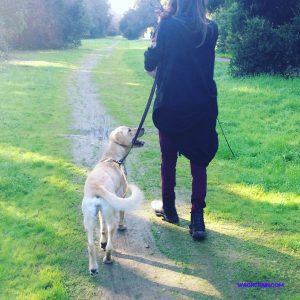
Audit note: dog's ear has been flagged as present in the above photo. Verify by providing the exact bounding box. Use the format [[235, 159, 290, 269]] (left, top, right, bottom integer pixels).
[[111, 130, 127, 146]]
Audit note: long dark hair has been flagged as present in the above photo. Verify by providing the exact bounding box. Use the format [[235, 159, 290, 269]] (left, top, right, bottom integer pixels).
[[175, 0, 208, 46], [166, 0, 177, 15], [160, 0, 177, 19]]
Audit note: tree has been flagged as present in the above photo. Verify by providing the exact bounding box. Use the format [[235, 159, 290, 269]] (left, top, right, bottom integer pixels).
[[82, 0, 111, 38], [0, 0, 26, 56], [119, 9, 142, 40], [7, 0, 85, 50], [107, 12, 121, 36], [120, 0, 156, 40], [0, 0, 113, 51], [240, 0, 300, 25]]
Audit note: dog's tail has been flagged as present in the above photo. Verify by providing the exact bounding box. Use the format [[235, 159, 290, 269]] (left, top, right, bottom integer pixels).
[[97, 184, 143, 211]]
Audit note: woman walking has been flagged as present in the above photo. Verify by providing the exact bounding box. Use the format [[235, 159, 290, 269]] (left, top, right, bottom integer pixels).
[[144, 0, 219, 240]]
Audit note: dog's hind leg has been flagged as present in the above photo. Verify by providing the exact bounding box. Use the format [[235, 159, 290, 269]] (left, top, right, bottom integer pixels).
[[118, 211, 127, 231], [103, 215, 117, 264], [103, 222, 116, 264], [99, 210, 108, 250], [83, 204, 98, 276]]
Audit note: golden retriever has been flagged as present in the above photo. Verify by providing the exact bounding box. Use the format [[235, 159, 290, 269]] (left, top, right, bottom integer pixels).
[[82, 126, 145, 275]]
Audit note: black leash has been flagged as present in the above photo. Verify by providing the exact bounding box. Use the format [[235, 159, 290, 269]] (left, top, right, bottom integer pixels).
[[118, 78, 158, 165], [217, 118, 236, 158]]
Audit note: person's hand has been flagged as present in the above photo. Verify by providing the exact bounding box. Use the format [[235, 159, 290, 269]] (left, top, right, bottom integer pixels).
[[145, 68, 157, 79], [155, 9, 163, 23]]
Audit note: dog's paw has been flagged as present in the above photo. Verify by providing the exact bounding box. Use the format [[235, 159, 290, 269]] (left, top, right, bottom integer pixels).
[[101, 242, 107, 251], [118, 224, 127, 232], [103, 257, 113, 264], [90, 268, 98, 276]]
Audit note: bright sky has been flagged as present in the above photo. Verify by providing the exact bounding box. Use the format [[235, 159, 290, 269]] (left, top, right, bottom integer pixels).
[[110, 0, 135, 15]]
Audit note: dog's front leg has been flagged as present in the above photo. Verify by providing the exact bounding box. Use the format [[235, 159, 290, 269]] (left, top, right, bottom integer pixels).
[[99, 210, 108, 250]]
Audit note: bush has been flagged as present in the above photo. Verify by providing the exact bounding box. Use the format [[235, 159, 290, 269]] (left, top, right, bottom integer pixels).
[[240, 0, 300, 26], [230, 17, 279, 75], [230, 15, 300, 76], [207, 0, 226, 12], [279, 15, 300, 71]]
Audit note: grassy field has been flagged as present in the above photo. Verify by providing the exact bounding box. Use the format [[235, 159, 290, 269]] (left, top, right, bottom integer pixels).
[[0, 40, 113, 299], [94, 39, 300, 299], [0, 38, 299, 299]]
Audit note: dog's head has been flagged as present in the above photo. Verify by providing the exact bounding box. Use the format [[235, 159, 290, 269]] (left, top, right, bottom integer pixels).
[[110, 126, 145, 148]]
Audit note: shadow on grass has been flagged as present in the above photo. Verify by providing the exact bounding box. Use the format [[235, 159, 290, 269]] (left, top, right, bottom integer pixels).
[[96, 255, 220, 300], [150, 212, 299, 300], [1, 203, 223, 299]]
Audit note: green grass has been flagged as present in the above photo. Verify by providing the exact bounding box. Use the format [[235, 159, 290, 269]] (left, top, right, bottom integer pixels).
[[216, 51, 232, 59], [0, 39, 114, 299], [94, 39, 300, 299]]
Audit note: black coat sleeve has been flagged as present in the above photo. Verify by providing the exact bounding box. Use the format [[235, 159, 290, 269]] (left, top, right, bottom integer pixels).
[[144, 22, 166, 72]]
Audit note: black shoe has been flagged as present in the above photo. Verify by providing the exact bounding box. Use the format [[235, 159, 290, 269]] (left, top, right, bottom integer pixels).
[[189, 210, 207, 241], [151, 200, 179, 224]]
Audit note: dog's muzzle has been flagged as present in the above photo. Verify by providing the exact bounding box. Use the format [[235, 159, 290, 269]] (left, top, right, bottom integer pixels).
[[133, 128, 145, 147]]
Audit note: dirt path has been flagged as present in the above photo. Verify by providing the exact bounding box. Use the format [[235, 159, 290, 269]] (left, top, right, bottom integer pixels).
[[68, 47, 222, 300]]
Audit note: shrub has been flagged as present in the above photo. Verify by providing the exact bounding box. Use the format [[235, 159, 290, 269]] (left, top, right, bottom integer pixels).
[[279, 15, 300, 71], [230, 15, 300, 76], [207, 0, 226, 12], [230, 17, 279, 75], [240, 0, 299, 26]]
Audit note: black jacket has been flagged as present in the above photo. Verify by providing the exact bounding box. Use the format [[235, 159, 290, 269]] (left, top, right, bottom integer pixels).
[[144, 16, 219, 167]]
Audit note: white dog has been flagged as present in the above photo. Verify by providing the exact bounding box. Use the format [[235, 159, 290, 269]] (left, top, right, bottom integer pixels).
[[82, 126, 144, 275]]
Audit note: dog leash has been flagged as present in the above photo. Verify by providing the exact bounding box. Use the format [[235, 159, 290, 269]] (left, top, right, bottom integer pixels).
[[217, 118, 236, 158], [118, 78, 158, 165]]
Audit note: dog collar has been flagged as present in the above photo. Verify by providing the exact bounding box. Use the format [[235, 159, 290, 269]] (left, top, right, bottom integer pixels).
[[102, 158, 122, 166], [101, 158, 128, 187], [101, 158, 127, 175]]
